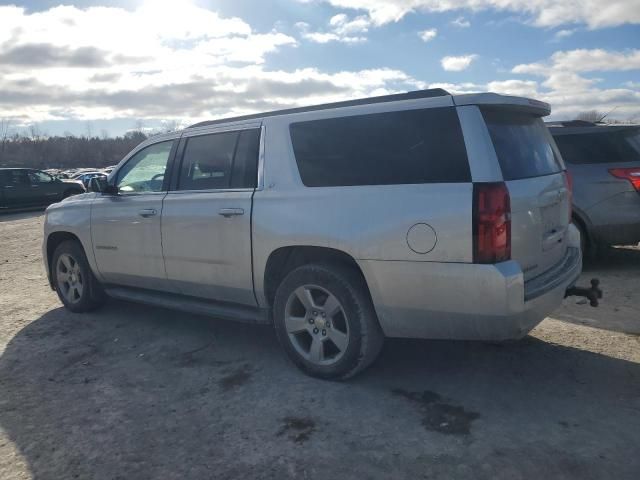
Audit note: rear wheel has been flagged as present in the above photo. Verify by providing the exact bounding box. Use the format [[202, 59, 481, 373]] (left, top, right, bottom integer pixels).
[[273, 264, 384, 380], [53, 240, 106, 312]]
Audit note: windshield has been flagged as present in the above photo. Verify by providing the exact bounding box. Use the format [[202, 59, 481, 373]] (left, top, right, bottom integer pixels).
[[482, 109, 563, 180], [553, 128, 640, 164]]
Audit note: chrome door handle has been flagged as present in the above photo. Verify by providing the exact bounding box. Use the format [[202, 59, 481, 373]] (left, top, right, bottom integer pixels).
[[138, 208, 157, 217], [218, 208, 244, 217]]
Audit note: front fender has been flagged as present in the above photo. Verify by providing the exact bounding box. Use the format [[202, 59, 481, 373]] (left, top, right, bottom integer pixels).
[[43, 194, 100, 285]]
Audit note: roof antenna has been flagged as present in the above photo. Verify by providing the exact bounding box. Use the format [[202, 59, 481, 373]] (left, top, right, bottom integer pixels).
[[597, 106, 618, 123]]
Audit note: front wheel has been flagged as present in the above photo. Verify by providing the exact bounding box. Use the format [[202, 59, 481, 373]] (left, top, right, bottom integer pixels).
[[273, 264, 384, 380], [52, 240, 106, 313]]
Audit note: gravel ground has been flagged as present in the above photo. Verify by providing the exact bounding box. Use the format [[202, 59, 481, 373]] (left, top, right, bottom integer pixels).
[[1, 211, 639, 480]]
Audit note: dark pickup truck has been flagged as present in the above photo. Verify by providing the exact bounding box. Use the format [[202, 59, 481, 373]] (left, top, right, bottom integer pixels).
[[0, 168, 84, 210]]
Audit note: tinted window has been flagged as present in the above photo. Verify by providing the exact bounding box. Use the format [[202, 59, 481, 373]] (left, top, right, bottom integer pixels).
[[482, 109, 563, 180], [178, 132, 238, 190], [231, 129, 260, 189], [3, 170, 29, 186], [290, 107, 470, 187], [553, 128, 640, 164], [28, 171, 54, 184], [177, 129, 260, 190], [117, 141, 173, 193]]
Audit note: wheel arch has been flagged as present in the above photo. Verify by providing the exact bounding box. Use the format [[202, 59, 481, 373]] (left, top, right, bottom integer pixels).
[[45, 231, 83, 288], [262, 245, 371, 308], [571, 208, 592, 251]]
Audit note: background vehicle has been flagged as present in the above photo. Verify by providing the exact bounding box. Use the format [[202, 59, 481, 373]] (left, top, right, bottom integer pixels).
[[43, 89, 581, 379], [548, 121, 640, 253], [1, 168, 84, 210], [71, 171, 108, 189]]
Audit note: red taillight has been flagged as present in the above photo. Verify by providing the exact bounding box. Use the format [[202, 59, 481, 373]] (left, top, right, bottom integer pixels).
[[564, 170, 573, 222], [609, 167, 640, 192], [473, 182, 511, 264]]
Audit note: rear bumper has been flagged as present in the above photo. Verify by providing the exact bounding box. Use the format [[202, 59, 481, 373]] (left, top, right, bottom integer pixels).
[[359, 225, 582, 341]]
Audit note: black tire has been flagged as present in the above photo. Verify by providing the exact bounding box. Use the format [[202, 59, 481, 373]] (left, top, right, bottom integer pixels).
[[52, 240, 106, 313], [573, 218, 594, 259], [273, 263, 384, 380]]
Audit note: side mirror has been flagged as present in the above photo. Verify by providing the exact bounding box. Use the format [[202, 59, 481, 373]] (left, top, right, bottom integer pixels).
[[89, 177, 118, 195]]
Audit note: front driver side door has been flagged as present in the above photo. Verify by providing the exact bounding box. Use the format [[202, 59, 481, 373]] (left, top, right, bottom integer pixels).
[[91, 138, 177, 291]]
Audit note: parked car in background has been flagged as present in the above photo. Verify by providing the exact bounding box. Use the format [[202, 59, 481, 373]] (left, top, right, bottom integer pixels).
[[43, 89, 587, 379], [1, 168, 84, 210], [71, 171, 108, 189], [548, 121, 640, 252]]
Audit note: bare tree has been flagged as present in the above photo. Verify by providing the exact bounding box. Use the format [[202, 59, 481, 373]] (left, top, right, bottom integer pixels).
[[133, 119, 145, 134], [576, 107, 618, 123], [28, 124, 43, 141], [85, 121, 94, 139], [160, 119, 183, 133], [576, 110, 606, 123], [0, 118, 12, 159]]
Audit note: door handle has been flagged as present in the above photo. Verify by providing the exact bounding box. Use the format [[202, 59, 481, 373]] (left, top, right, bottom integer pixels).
[[138, 208, 157, 217], [218, 208, 244, 217]]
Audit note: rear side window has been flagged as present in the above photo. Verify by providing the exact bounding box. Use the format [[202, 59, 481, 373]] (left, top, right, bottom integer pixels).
[[3, 170, 29, 186], [553, 128, 640, 164], [290, 107, 470, 187], [177, 129, 260, 191], [482, 109, 563, 180]]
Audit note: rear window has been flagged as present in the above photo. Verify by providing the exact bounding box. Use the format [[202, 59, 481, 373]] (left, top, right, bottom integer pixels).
[[553, 128, 640, 165], [482, 109, 563, 180], [290, 107, 470, 187]]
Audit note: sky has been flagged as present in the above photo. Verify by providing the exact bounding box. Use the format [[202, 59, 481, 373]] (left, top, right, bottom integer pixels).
[[0, 0, 639, 137]]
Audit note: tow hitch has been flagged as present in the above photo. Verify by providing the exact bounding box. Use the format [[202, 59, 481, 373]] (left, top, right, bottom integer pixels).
[[565, 278, 603, 307]]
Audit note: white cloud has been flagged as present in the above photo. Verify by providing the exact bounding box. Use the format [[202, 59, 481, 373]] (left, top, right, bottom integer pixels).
[[418, 28, 438, 42], [513, 49, 640, 75], [441, 54, 478, 71], [553, 29, 575, 40], [507, 48, 640, 119], [0, 5, 422, 125], [297, 13, 370, 43], [304, 0, 640, 29], [451, 16, 471, 28]]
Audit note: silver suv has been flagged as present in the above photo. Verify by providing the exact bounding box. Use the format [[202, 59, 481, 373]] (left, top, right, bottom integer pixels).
[[43, 89, 583, 379]]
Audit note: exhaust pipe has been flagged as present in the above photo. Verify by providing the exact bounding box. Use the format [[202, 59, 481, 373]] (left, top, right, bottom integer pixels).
[[565, 278, 603, 307]]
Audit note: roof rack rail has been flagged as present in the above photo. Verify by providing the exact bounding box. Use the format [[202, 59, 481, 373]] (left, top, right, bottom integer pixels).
[[187, 88, 451, 129]]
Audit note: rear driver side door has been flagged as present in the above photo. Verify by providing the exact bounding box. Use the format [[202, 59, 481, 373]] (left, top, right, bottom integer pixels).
[[161, 125, 261, 305]]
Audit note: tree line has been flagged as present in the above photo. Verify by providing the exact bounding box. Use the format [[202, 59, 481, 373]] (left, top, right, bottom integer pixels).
[[0, 129, 149, 170]]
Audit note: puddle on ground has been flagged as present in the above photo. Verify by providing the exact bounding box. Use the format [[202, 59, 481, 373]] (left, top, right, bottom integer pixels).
[[277, 416, 316, 444], [218, 364, 252, 391], [392, 388, 480, 435]]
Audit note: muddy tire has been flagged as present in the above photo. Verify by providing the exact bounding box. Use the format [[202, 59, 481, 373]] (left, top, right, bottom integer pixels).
[[273, 263, 384, 380], [52, 240, 106, 313]]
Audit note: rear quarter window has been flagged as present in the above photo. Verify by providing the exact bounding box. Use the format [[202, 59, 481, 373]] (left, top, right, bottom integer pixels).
[[482, 109, 563, 180], [289, 107, 470, 187], [552, 128, 640, 164]]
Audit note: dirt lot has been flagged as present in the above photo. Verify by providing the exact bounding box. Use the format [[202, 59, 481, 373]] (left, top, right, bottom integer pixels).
[[1, 211, 639, 480]]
